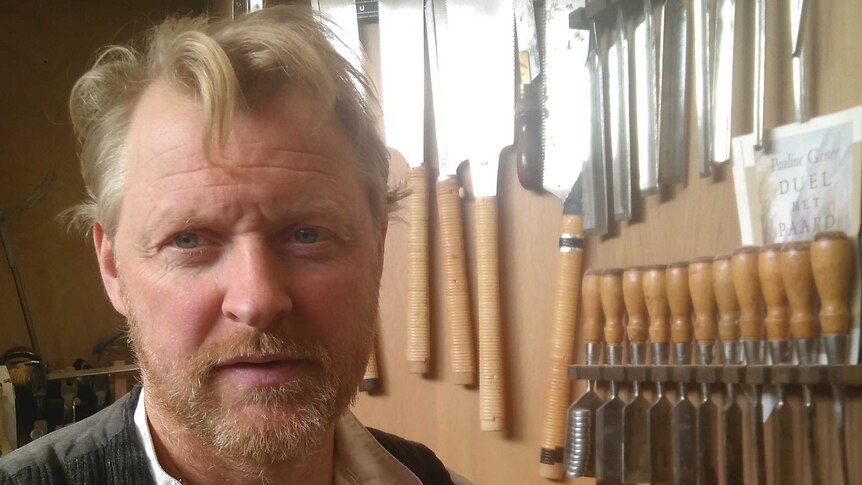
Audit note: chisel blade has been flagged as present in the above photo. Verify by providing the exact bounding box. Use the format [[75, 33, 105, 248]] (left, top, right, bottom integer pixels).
[[671, 396, 696, 484], [623, 393, 651, 483], [721, 396, 744, 485], [608, 5, 632, 221], [696, 398, 718, 485], [649, 395, 672, 484], [570, 390, 604, 477], [658, 0, 688, 186], [596, 395, 625, 484], [772, 399, 795, 484]]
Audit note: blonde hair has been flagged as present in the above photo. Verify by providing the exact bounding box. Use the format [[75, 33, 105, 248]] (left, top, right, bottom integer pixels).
[[67, 5, 396, 237]]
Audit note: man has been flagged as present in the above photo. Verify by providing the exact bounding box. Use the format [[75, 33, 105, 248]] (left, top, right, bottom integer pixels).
[[0, 6, 456, 484]]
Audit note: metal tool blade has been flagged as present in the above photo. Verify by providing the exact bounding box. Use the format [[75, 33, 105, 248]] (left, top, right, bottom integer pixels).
[[632, 0, 659, 194], [426, 0, 461, 178], [692, 0, 712, 177], [658, 0, 687, 186], [772, 394, 795, 484], [753, 0, 766, 149], [721, 391, 744, 485], [711, 0, 735, 164], [596, 392, 625, 483], [515, 0, 539, 85], [744, 343, 767, 485], [696, 396, 717, 485], [622, 342, 650, 483], [313, 0, 364, 72], [567, 386, 603, 477], [584, 21, 608, 236], [514, 0, 541, 190], [670, 393, 696, 485], [607, 5, 632, 221], [790, 0, 810, 122], [649, 392, 673, 484]]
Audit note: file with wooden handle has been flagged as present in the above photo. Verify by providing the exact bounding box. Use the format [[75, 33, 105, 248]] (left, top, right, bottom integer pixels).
[[689, 257, 718, 485], [622, 266, 650, 483], [667, 262, 696, 485], [596, 269, 625, 484], [644, 264, 672, 484]]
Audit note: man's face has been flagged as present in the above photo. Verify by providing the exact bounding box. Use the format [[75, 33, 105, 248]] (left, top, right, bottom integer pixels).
[[94, 82, 384, 463]]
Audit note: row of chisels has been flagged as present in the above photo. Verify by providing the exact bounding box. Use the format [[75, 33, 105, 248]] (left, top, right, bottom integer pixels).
[[558, 230, 856, 485]]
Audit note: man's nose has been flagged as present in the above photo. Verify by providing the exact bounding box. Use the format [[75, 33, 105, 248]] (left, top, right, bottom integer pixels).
[[220, 241, 292, 329]]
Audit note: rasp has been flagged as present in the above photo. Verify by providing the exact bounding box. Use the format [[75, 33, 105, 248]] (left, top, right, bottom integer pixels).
[[667, 263, 696, 485], [713, 254, 743, 485], [607, 5, 632, 221], [692, 0, 712, 177], [711, 0, 735, 164], [688, 257, 718, 485], [445, 0, 514, 432], [644, 264, 672, 484], [540, 0, 588, 474], [622, 266, 650, 483], [758, 244, 794, 484], [790, 0, 811, 123], [780, 241, 820, 485], [812, 231, 853, 485], [379, 0, 428, 374], [564, 269, 605, 479], [632, 0, 660, 194], [514, 0, 542, 191], [731, 246, 766, 485], [595, 269, 625, 484], [658, 0, 687, 185], [425, 0, 476, 386], [583, 20, 608, 236]]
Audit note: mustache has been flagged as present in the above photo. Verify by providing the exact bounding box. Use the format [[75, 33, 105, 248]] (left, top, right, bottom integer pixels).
[[192, 330, 332, 372]]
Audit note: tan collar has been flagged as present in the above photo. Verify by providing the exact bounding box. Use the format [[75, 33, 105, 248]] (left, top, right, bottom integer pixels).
[[333, 411, 422, 485]]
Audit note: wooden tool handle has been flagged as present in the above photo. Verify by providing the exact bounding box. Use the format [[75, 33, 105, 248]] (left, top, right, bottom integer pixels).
[[0, 383, 12, 455], [623, 266, 649, 344], [731, 246, 763, 341], [406, 166, 430, 374], [689, 257, 717, 343], [361, 346, 380, 393], [436, 177, 476, 385], [582, 269, 605, 344], [667, 262, 692, 344], [601, 269, 625, 346], [811, 231, 854, 336], [780, 241, 818, 340], [539, 215, 584, 477], [713, 255, 740, 343], [643, 265, 670, 344], [475, 196, 504, 431], [759, 244, 789, 341]]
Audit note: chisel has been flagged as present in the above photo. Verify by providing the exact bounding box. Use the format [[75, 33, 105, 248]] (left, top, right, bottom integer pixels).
[[711, 0, 735, 164], [811, 231, 853, 485], [692, 0, 712, 176], [780, 240, 820, 485], [644, 264, 672, 484], [753, 0, 766, 149], [758, 244, 794, 484], [731, 246, 766, 485], [667, 262, 696, 485], [565, 269, 605, 478], [790, 0, 811, 123], [622, 266, 650, 484], [583, 20, 609, 236], [658, 0, 688, 185], [596, 269, 625, 483], [713, 254, 743, 485], [608, 5, 632, 221], [633, 0, 660, 194], [688, 257, 718, 485]]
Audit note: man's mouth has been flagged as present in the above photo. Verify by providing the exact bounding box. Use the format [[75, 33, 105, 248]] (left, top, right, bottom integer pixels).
[[213, 356, 318, 387]]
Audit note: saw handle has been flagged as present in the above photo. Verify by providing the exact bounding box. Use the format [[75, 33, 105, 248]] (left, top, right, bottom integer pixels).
[[643, 265, 670, 345], [713, 255, 740, 343], [759, 244, 789, 341], [436, 177, 476, 385], [539, 215, 584, 478], [780, 241, 818, 340], [731, 247, 763, 342], [475, 196, 504, 431], [406, 166, 430, 374], [515, 83, 541, 191], [667, 262, 692, 345], [689, 257, 717, 344], [623, 267, 649, 344], [811, 231, 854, 336]]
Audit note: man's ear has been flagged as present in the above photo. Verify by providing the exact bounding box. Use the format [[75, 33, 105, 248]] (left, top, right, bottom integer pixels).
[[93, 223, 127, 316]]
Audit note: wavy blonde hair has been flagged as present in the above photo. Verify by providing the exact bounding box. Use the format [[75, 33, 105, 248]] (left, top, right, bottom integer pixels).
[[67, 5, 396, 237]]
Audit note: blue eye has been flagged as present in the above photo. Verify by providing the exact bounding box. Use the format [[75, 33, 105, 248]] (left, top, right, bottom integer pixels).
[[173, 233, 199, 249], [294, 228, 320, 244]]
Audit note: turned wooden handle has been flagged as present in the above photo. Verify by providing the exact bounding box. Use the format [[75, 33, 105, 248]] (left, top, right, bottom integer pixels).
[[731, 246, 763, 341], [361, 346, 380, 393], [539, 215, 584, 477], [667, 262, 692, 344], [643, 265, 670, 345], [436, 177, 475, 385], [623, 267, 648, 344], [0, 383, 11, 455], [582, 269, 605, 344], [475, 196, 504, 432], [780, 241, 818, 340], [601, 269, 625, 346], [759, 244, 789, 341], [406, 166, 430, 374], [811, 231, 854, 336], [689, 257, 717, 344], [713, 255, 740, 343]]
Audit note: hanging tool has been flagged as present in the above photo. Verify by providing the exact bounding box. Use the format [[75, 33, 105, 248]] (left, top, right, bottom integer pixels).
[[565, 270, 605, 478], [790, 0, 811, 123], [596, 269, 625, 484], [0, 366, 14, 455], [731, 246, 766, 485], [425, 0, 476, 386], [644, 264, 671, 484], [758, 244, 794, 483], [658, 0, 688, 185], [622, 266, 650, 484], [361, 347, 380, 392], [688, 257, 718, 485], [667, 262, 696, 485], [583, 19, 608, 236], [632, 0, 660, 194], [711, 0, 735, 164], [608, 4, 632, 221], [445, 0, 515, 432], [692, 0, 712, 177], [753, 0, 766, 149], [780, 240, 820, 485], [713, 254, 743, 485], [514, 0, 542, 191], [811, 231, 853, 485]]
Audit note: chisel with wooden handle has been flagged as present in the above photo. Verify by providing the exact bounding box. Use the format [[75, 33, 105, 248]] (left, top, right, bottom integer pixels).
[[689, 257, 718, 485], [644, 264, 672, 484], [780, 240, 820, 485], [758, 244, 794, 484], [811, 231, 853, 485], [596, 269, 625, 484], [564, 269, 605, 478], [667, 262, 696, 485], [731, 246, 766, 485], [622, 266, 650, 484], [713, 254, 743, 485]]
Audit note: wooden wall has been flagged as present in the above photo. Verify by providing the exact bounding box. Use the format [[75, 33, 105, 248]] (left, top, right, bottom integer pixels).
[[1, 1, 860, 484]]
